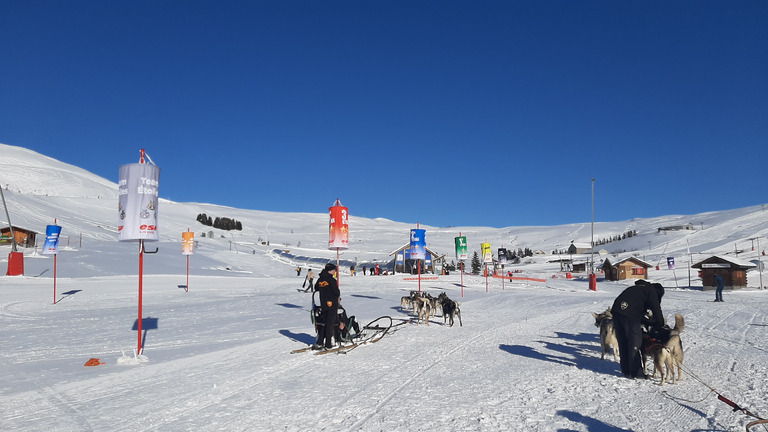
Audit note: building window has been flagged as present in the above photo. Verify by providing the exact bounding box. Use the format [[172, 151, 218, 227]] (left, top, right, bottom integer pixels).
[[631, 267, 646, 275]]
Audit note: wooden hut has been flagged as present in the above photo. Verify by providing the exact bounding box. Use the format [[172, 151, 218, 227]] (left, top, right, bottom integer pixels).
[[602, 256, 653, 281], [692, 255, 756, 290], [0, 226, 37, 248]]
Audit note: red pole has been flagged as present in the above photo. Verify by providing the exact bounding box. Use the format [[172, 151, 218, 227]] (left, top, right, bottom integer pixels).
[[53, 254, 57, 304], [418, 259, 422, 293], [138, 240, 144, 356], [461, 261, 464, 297], [52, 218, 58, 304], [137, 149, 145, 356]]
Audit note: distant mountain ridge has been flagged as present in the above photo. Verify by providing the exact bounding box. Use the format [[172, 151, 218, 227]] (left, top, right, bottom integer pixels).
[[1, 142, 766, 270]]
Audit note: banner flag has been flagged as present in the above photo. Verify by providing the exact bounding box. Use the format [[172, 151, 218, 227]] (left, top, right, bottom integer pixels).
[[498, 248, 507, 265], [328, 200, 349, 250], [396, 252, 404, 265], [42, 225, 62, 255], [667, 257, 675, 270], [118, 163, 160, 242], [182, 231, 195, 255], [481, 242, 493, 263], [455, 236, 468, 261], [410, 229, 426, 260]]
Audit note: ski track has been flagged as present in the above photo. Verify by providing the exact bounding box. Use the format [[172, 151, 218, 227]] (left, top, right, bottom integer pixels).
[[3, 273, 768, 431]]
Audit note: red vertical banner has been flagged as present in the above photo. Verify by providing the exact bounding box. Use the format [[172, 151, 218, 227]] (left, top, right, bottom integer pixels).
[[328, 199, 349, 250], [328, 199, 349, 286]]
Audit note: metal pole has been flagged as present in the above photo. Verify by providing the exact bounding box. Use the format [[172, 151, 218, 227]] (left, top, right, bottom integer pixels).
[[0, 186, 17, 252], [590, 178, 595, 274]]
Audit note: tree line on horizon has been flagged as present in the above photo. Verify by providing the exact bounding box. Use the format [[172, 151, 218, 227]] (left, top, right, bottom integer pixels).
[[196, 213, 243, 231]]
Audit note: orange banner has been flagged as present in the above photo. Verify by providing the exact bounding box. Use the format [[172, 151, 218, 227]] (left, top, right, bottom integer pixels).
[[182, 231, 194, 255]]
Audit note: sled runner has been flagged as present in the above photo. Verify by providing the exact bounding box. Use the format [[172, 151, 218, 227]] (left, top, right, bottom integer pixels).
[[291, 293, 393, 355]]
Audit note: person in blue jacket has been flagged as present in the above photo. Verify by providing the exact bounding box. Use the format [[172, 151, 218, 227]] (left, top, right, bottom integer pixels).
[[714, 273, 725, 302], [611, 279, 665, 379]]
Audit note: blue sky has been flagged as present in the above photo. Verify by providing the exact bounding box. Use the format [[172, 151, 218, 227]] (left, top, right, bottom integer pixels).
[[2, 1, 766, 228]]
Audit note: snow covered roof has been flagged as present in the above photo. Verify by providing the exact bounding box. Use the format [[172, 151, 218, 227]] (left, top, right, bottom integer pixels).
[[607, 256, 653, 267], [692, 254, 757, 269]]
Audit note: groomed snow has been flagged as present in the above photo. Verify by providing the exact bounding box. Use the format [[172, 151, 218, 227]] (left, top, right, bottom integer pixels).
[[1, 143, 767, 431]]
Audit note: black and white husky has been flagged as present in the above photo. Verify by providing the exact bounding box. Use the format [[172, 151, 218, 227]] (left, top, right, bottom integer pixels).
[[438, 292, 462, 327], [592, 309, 619, 361]]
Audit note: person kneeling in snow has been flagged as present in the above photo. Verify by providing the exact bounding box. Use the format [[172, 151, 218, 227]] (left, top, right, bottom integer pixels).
[[335, 304, 360, 343]]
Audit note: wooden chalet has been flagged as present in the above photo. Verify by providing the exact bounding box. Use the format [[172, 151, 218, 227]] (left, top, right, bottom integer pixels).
[[692, 255, 756, 290], [0, 226, 37, 248], [602, 256, 653, 281]]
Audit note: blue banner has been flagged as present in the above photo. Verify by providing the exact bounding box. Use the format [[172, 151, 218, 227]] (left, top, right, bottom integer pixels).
[[410, 229, 426, 260], [667, 257, 675, 270], [42, 225, 62, 255]]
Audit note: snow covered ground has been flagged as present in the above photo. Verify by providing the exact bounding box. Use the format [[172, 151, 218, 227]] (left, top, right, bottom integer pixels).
[[1, 143, 768, 431], [2, 260, 768, 431]]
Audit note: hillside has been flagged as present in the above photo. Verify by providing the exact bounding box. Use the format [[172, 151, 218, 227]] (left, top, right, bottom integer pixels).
[[1, 142, 767, 284]]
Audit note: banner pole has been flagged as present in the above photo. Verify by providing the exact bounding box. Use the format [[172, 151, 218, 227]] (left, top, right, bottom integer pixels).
[[418, 259, 422, 293], [137, 149, 145, 357], [53, 254, 57, 304], [138, 240, 144, 356], [461, 261, 464, 297], [186, 255, 190, 292]]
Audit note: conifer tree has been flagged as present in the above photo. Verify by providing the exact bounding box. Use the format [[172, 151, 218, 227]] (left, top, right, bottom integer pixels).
[[471, 251, 481, 275]]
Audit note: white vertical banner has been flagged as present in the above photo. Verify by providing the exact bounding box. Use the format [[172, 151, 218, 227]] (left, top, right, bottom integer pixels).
[[118, 163, 161, 242]]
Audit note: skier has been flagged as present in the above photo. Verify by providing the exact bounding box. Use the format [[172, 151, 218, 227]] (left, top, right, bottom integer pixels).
[[303, 268, 316, 292], [714, 273, 725, 302]]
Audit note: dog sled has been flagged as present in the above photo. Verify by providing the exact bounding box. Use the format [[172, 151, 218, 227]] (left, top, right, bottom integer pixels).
[[290, 291, 394, 355]]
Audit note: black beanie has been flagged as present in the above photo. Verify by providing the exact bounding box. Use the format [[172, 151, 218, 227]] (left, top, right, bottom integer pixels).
[[324, 263, 337, 272]]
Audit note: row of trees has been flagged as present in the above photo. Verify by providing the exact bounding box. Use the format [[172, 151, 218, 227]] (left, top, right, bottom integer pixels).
[[594, 229, 638, 246], [196, 213, 243, 231]]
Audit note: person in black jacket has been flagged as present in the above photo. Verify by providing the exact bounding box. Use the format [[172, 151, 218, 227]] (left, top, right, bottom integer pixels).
[[610, 279, 665, 379], [313, 263, 340, 349]]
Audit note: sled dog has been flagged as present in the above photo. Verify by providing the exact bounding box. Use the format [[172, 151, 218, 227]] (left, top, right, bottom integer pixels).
[[592, 309, 619, 362], [438, 292, 462, 327], [642, 313, 685, 385]]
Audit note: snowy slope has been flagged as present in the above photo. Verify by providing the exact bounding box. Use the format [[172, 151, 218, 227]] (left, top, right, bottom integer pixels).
[[1, 142, 767, 431]]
